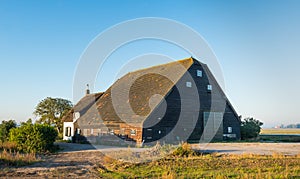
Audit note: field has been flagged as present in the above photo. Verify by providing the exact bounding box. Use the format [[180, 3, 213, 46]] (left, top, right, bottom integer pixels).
[[0, 142, 299, 178], [100, 153, 300, 178], [261, 128, 300, 135], [260, 128, 300, 142]]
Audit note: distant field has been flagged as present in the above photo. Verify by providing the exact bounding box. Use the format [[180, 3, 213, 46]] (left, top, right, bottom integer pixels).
[[261, 128, 300, 135]]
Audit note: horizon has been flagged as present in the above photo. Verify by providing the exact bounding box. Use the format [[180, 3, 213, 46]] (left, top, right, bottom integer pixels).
[[1, 1, 300, 128]]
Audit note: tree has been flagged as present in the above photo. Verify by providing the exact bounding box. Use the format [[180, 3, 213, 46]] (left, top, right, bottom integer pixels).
[[9, 122, 57, 153], [241, 117, 263, 140], [0, 119, 16, 142], [34, 97, 72, 134]]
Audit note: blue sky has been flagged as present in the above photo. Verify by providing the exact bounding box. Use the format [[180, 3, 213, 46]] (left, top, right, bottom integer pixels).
[[0, 0, 299, 127]]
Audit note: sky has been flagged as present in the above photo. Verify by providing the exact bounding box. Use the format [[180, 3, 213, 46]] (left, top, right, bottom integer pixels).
[[0, 0, 300, 128]]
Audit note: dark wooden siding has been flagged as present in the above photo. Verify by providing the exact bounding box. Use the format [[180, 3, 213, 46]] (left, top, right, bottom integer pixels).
[[142, 61, 240, 143]]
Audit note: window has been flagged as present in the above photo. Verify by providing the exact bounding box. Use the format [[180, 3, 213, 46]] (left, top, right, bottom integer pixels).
[[228, 127, 232, 133], [130, 129, 136, 135], [207, 84, 212, 91], [65, 127, 71, 137], [109, 129, 114, 135], [197, 70, 202, 77], [77, 128, 81, 135], [91, 129, 94, 135], [73, 112, 80, 122], [186, 82, 192, 88]]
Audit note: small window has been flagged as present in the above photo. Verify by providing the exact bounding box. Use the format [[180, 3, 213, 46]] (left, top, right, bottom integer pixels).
[[65, 127, 71, 137], [77, 128, 81, 135], [186, 82, 192, 88], [91, 129, 94, 135], [228, 127, 232, 133], [73, 112, 80, 121], [130, 129, 136, 135], [197, 70, 202, 77], [109, 129, 114, 135], [207, 84, 212, 91]]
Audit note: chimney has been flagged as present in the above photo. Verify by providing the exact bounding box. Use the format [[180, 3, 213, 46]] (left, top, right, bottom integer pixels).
[[86, 84, 90, 95]]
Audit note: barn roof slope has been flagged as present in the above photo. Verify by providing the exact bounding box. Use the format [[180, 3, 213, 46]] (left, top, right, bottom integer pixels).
[[62, 92, 103, 122], [77, 57, 195, 127]]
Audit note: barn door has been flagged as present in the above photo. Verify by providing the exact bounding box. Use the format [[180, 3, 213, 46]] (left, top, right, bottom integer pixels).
[[203, 112, 223, 141]]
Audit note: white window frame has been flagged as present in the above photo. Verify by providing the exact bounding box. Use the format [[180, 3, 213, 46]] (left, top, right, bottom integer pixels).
[[65, 127, 71, 137], [130, 129, 136, 136], [207, 84, 212, 91], [186, 81, 192, 88], [197, 70, 202, 77], [228, 127, 232, 133]]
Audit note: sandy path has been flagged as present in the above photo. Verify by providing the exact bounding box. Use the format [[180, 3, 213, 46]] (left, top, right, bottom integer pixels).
[[193, 142, 300, 155]]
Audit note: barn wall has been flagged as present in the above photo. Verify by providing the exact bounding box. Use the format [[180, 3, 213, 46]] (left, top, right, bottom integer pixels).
[[142, 60, 240, 143]]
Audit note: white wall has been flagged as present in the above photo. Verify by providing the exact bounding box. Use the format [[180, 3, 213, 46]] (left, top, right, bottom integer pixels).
[[63, 122, 74, 140]]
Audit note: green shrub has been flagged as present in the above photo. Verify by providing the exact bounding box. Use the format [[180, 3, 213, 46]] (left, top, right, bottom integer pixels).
[[0, 120, 16, 142], [241, 118, 263, 140], [9, 123, 57, 153]]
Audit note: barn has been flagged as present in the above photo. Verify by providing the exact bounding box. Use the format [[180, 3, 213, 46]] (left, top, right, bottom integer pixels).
[[62, 57, 241, 144]]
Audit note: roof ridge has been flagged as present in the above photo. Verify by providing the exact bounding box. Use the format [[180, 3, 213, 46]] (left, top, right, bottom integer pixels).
[[124, 57, 194, 75]]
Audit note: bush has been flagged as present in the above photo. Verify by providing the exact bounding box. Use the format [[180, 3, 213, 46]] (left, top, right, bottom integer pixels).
[[172, 142, 195, 157], [0, 120, 16, 142], [241, 118, 263, 140], [9, 123, 58, 153]]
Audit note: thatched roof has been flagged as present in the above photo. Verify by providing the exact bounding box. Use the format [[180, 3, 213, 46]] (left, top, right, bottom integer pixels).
[[76, 57, 194, 128], [62, 92, 104, 122]]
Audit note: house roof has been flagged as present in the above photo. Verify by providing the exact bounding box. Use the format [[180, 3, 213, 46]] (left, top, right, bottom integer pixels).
[[76, 57, 195, 128], [62, 92, 103, 122]]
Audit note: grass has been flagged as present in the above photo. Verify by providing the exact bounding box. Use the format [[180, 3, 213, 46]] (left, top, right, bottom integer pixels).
[[0, 150, 39, 166], [97, 143, 300, 178], [0, 141, 39, 166], [261, 128, 300, 135], [99, 153, 300, 178]]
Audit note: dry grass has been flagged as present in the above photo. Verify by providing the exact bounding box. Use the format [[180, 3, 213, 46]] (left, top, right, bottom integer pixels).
[[261, 128, 300, 135], [98, 143, 300, 178], [0, 141, 39, 167], [0, 149, 39, 166]]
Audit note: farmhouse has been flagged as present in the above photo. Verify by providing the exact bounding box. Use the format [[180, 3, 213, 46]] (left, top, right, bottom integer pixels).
[[62, 57, 241, 144]]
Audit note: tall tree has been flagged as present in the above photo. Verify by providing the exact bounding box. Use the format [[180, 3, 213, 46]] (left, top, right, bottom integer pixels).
[[34, 97, 73, 134]]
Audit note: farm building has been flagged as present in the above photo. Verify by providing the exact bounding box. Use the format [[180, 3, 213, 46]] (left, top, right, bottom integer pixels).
[[62, 57, 241, 144]]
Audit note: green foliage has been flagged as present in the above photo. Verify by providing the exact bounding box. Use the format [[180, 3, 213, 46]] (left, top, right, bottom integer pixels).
[[34, 97, 72, 135], [9, 122, 58, 153], [241, 117, 263, 140], [0, 120, 16, 142]]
